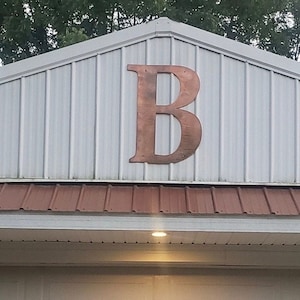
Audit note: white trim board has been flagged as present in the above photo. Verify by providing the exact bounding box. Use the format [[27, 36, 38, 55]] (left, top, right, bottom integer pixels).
[[1, 18, 299, 83], [0, 213, 299, 233], [0, 212, 300, 245]]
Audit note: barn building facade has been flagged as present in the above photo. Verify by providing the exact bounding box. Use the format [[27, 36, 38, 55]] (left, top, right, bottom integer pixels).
[[0, 18, 300, 299]]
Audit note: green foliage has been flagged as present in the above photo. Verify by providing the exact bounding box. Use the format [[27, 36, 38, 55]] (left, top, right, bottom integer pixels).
[[217, 0, 300, 60], [164, 0, 221, 33], [165, 0, 300, 60], [0, 0, 299, 64], [59, 27, 88, 47]]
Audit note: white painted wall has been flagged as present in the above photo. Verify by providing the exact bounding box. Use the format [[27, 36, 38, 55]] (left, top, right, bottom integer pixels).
[[1, 267, 300, 300]]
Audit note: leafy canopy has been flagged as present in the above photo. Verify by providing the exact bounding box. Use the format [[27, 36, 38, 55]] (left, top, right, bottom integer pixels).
[[0, 0, 299, 64]]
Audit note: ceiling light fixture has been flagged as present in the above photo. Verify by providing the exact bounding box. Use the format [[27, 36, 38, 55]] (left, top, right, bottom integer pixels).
[[152, 231, 167, 237]]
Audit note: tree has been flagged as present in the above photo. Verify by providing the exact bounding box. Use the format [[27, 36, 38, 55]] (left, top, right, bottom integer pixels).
[[165, 0, 300, 60], [0, 0, 299, 64]]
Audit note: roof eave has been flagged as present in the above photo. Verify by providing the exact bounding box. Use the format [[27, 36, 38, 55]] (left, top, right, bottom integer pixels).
[[1, 17, 299, 83], [1, 212, 300, 245]]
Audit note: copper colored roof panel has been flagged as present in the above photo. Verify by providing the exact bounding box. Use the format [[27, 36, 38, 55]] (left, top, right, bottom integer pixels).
[[159, 186, 187, 214], [212, 187, 243, 214], [0, 183, 300, 216], [77, 185, 107, 212], [264, 188, 299, 215], [0, 184, 29, 210], [291, 189, 300, 212], [105, 186, 134, 213], [238, 188, 270, 215], [132, 186, 160, 213], [23, 185, 55, 211], [50, 185, 81, 212], [186, 188, 214, 214]]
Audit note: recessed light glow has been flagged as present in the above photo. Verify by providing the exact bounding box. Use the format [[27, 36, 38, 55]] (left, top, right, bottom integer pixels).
[[152, 231, 167, 237]]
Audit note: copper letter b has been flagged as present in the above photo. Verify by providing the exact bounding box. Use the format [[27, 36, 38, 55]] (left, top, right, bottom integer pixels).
[[128, 65, 202, 164]]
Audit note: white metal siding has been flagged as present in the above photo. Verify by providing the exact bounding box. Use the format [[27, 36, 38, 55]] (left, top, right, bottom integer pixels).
[[47, 65, 71, 179], [0, 19, 299, 184], [72, 58, 96, 179], [247, 65, 271, 182], [0, 80, 20, 177], [22, 72, 46, 178], [97, 50, 122, 180], [196, 48, 221, 182]]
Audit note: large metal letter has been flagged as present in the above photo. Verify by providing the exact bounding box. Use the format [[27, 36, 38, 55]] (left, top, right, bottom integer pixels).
[[128, 64, 201, 164]]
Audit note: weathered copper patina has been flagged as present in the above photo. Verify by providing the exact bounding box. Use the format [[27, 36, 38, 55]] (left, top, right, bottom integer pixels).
[[128, 64, 201, 164]]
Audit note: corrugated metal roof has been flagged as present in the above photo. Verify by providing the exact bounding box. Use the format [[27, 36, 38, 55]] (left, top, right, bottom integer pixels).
[[0, 183, 299, 216]]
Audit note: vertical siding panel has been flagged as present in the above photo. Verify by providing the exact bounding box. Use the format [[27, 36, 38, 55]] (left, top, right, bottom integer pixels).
[[0, 80, 20, 178], [272, 73, 296, 182], [194, 46, 200, 181], [197, 49, 221, 182], [95, 54, 101, 179], [119, 47, 125, 179], [18, 77, 25, 178], [169, 37, 176, 181], [247, 66, 271, 182], [146, 37, 171, 181], [144, 39, 150, 181], [123, 42, 146, 180], [69, 62, 76, 178], [96, 49, 121, 179], [244, 63, 249, 182], [171, 39, 197, 182], [47, 65, 72, 178], [44, 70, 51, 178], [72, 57, 96, 179], [22, 72, 46, 177], [296, 79, 300, 182], [269, 71, 275, 182], [219, 54, 225, 181], [220, 56, 245, 182]]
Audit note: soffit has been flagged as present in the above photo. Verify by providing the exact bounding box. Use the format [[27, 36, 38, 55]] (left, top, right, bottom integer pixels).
[[1, 242, 300, 268]]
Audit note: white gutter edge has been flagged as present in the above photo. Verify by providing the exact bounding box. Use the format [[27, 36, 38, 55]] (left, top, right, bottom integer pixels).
[[0, 212, 299, 234]]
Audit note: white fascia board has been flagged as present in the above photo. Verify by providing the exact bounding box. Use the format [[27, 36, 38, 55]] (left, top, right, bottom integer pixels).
[[166, 20, 300, 79], [0, 212, 300, 234], [1, 18, 299, 83], [2, 178, 300, 187], [0, 21, 157, 83]]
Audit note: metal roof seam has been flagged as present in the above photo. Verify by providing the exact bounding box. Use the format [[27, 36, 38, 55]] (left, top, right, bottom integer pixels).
[[289, 188, 300, 214], [76, 184, 86, 211], [185, 186, 192, 213], [159, 185, 164, 213], [131, 185, 138, 212], [210, 187, 217, 213], [48, 184, 59, 211], [237, 187, 246, 214], [0, 184, 6, 208], [20, 184, 33, 210], [103, 185, 111, 212], [0, 183, 6, 194], [290, 189, 300, 213], [262, 187, 273, 215]]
